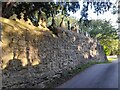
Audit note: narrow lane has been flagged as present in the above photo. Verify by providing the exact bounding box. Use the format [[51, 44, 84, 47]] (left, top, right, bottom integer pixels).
[[57, 61, 118, 88]]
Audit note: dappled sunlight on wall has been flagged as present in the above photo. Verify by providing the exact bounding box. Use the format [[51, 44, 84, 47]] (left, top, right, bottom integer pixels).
[[1, 20, 50, 69], [83, 52, 89, 59], [0, 16, 107, 88], [77, 44, 82, 51]]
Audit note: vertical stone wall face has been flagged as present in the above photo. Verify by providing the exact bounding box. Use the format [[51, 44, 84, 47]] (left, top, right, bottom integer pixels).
[[1, 25, 107, 88]]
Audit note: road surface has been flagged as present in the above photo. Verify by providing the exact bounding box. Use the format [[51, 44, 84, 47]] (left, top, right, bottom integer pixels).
[[57, 60, 119, 88]]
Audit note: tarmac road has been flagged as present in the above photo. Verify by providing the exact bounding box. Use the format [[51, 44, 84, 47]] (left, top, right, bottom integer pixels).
[[57, 61, 118, 88]]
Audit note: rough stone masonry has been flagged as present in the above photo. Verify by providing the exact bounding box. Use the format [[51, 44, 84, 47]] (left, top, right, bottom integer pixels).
[[1, 24, 107, 88]]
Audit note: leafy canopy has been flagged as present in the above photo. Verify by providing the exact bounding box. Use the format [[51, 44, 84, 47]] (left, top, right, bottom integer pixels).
[[2, 1, 113, 26], [84, 19, 118, 56]]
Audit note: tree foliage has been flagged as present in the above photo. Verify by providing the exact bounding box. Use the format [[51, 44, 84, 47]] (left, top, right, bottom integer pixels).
[[80, 1, 112, 20], [1, 1, 113, 26], [83, 19, 119, 55], [88, 20, 118, 39], [2, 2, 80, 24], [101, 39, 119, 56]]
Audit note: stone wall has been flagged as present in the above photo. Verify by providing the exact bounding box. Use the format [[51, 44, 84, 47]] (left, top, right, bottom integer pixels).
[[1, 24, 106, 88]]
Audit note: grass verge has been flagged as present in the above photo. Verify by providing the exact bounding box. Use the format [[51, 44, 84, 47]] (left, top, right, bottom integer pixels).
[[46, 60, 111, 88]]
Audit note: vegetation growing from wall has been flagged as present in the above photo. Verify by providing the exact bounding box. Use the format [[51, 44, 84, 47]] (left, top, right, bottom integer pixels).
[[79, 19, 119, 56]]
